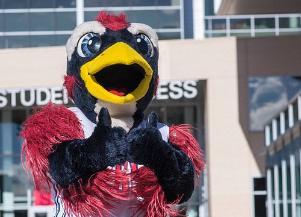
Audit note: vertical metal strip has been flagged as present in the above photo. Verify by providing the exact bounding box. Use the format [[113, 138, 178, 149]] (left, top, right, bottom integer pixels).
[[274, 165, 280, 217], [290, 155, 297, 217], [282, 160, 288, 217], [267, 169, 274, 217], [76, 0, 84, 25]]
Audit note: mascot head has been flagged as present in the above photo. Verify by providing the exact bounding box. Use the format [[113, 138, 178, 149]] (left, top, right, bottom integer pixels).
[[64, 11, 159, 123]]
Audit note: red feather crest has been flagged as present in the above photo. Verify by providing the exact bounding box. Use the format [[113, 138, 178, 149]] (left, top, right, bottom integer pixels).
[[96, 11, 129, 31]]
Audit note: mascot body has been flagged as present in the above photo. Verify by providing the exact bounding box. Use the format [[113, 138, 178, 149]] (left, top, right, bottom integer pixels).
[[21, 12, 204, 217]]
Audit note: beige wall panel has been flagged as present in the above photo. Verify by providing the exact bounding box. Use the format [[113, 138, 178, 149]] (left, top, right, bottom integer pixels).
[[0, 46, 66, 88]]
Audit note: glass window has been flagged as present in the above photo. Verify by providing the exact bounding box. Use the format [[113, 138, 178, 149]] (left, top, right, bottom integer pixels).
[[4, 13, 29, 32], [56, 34, 70, 45], [12, 109, 26, 154], [269, 123, 273, 144], [84, 11, 98, 22], [248, 76, 301, 131], [55, 12, 76, 30], [29, 13, 55, 31], [271, 168, 275, 199], [279, 165, 283, 199], [205, 19, 211, 30], [126, 10, 158, 28], [13, 164, 32, 197], [166, 106, 184, 125], [85, 0, 130, 7], [277, 116, 281, 136], [157, 10, 180, 29], [55, 0, 76, 8], [230, 18, 251, 30], [0, 111, 33, 199], [0, 37, 4, 49], [3, 0, 28, 9], [29, 0, 54, 8], [212, 19, 226, 30], [287, 161, 291, 200], [254, 195, 267, 217], [255, 18, 275, 29], [0, 13, 4, 32], [29, 35, 56, 47], [279, 17, 301, 29], [285, 109, 290, 131], [84, 0, 179, 7], [157, 32, 181, 40], [86, 10, 181, 30], [3, 36, 30, 48], [254, 177, 267, 191]]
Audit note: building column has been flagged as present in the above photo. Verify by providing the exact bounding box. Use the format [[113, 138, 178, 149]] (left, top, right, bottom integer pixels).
[[192, 0, 205, 39], [274, 165, 280, 217], [282, 159, 288, 217], [290, 155, 297, 217], [76, 0, 84, 25], [267, 169, 274, 217]]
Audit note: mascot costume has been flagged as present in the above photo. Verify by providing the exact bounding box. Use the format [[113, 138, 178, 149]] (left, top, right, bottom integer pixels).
[[21, 12, 204, 217]]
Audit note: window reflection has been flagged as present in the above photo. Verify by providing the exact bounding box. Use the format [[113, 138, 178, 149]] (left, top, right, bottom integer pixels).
[[85, 10, 181, 31], [29, 13, 55, 31], [56, 34, 70, 45], [2, 35, 70, 48], [29, 0, 54, 8], [212, 19, 226, 30], [157, 32, 181, 39], [55, 12, 76, 30], [4, 13, 29, 32], [3, 0, 28, 9], [3, 36, 30, 48], [29, 35, 56, 47], [230, 18, 251, 30], [55, 0, 75, 8], [84, 0, 180, 7], [0, 13, 4, 32], [255, 18, 275, 29], [279, 17, 301, 29], [0, 37, 3, 49], [126, 10, 159, 28], [248, 76, 301, 131]]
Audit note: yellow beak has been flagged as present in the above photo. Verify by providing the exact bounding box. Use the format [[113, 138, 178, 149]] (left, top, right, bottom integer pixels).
[[80, 42, 153, 104]]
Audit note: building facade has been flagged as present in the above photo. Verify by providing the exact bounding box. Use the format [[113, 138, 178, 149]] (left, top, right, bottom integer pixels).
[[0, 0, 199, 48], [265, 93, 301, 217]]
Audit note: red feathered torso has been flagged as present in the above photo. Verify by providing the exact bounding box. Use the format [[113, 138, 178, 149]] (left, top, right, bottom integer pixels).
[[22, 104, 204, 217]]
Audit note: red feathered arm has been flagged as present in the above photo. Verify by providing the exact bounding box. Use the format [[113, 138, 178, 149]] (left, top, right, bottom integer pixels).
[[21, 104, 84, 190], [169, 124, 205, 177]]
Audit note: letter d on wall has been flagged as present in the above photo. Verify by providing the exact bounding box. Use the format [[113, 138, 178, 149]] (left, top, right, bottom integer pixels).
[[36, 88, 51, 106]]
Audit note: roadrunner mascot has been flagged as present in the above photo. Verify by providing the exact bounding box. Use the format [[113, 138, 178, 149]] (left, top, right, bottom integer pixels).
[[21, 11, 204, 217]]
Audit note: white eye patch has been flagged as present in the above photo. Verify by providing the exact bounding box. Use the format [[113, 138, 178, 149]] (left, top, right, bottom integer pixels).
[[66, 21, 106, 60], [127, 23, 158, 48]]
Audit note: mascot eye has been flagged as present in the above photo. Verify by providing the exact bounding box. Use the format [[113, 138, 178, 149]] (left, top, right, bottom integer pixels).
[[77, 33, 102, 58], [136, 33, 154, 57]]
